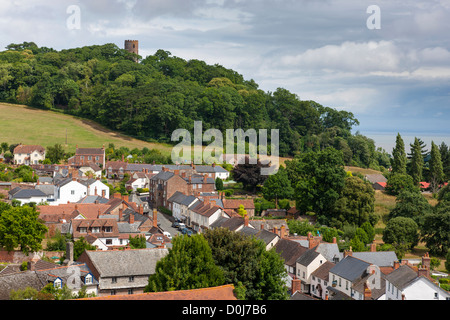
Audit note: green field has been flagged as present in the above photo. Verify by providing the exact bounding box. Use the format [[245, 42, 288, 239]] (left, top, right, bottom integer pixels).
[[0, 103, 173, 155]]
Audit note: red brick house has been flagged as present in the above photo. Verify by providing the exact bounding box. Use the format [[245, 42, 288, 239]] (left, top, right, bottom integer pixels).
[[149, 169, 189, 209], [68, 146, 105, 169]]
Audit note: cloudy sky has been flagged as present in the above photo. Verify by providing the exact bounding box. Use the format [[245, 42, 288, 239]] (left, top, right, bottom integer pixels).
[[1, 0, 450, 151]]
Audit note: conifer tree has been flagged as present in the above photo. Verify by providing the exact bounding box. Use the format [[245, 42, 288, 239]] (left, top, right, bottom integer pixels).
[[429, 141, 444, 194], [392, 133, 406, 174], [409, 137, 424, 185]]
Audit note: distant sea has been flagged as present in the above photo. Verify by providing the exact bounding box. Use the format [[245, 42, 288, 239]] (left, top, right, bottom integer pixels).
[[359, 131, 450, 155]]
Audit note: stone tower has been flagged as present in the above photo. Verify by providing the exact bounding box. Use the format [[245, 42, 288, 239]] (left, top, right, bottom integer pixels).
[[124, 40, 139, 61]]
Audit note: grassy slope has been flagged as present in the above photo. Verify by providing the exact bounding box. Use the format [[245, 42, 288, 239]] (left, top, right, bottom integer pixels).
[[0, 103, 173, 155]]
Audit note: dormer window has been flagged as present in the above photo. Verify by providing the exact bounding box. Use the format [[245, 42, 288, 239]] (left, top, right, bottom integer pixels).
[[85, 274, 93, 285], [104, 226, 112, 233], [92, 227, 100, 233], [54, 278, 62, 289], [79, 227, 87, 233]]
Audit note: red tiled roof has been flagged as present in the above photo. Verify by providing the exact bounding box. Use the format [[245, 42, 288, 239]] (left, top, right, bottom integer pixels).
[[78, 285, 237, 300], [37, 203, 110, 220], [13, 145, 45, 154], [222, 199, 255, 209]]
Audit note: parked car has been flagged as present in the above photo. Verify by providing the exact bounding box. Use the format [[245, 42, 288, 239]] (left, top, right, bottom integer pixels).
[[172, 221, 180, 228], [178, 223, 186, 230], [181, 228, 193, 236], [163, 231, 172, 240]]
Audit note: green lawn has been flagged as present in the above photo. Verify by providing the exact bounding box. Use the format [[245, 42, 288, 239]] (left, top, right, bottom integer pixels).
[[0, 103, 173, 155]]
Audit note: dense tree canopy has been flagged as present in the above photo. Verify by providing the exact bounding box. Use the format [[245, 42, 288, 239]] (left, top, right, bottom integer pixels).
[[0, 42, 388, 166]]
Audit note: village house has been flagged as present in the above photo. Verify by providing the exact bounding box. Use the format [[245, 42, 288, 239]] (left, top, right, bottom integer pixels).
[[77, 248, 169, 296], [78, 163, 102, 179], [310, 261, 336, 300], [149, 170, 189, 209], [68, 146, 106, 169], [13, 144, 46, 165], [8, 187, 47, 205], [187, 198, 229, 233], [221, 197, 256, 218], [384, 253, 450, 300], [295, 247, 328, 294]]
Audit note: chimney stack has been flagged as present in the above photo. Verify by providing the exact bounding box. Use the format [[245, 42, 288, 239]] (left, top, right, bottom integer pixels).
[[422, 252, 431, 270], [244, 213, 249, 227], [102, 189, 106, 198], [370, 242, 377, 252], [64, 241, 74, 266], [291, 276, 302, 294], [364, 281, 372, 300], [119, 208, 123, 220], [280, 225, 286, 238], [393, 261, 400, 270], [343, 247, 353, 258], [153, 208, 158, 228], [332, 237, 337, 244], [129, 213, 134, 224]]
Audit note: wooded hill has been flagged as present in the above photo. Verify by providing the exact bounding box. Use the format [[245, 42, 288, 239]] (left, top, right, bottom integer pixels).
[[0, 42, 389, 169]]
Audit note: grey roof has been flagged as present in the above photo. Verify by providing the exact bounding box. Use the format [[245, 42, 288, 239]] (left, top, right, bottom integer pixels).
[[81, 248, 168, 277], [185, 176, 215, 184], [38, 177, 53, 184], [0, 271, 46, 300], [238, 227, 278, 245], [315, 243, 341, 263], [77, 195, 110, 204], [12, 189, 47, 199], [349, 251, 398, 267], [151, 171, 175, 181], [385, 265, 418, 290], [181, 195, 199, 207], [365, 174, 387, 183], [9, 187, 22, 196], [167, 191, 187, 204], [35, 184, 56, 196], [296, 247, 320, 267], [329, 255, 371, 282]]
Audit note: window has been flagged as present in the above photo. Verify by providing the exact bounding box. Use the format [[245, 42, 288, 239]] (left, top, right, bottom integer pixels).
[[88, 156, 92, 160], [302, 271, 306, 279], [128, 289, 134, 295], [111, 277, 117, 283], [111, 290, 116, 295], [71, 190, 75, 195], [104, 227, 112, 233], [129, 276, 134, 282], [54, 279, 62, 289], [96, 156, 99, 161], [92, 227, 100, 233], [106, 239, 112, 245], [79, 227, 87, 233], [85, 274, 93, 285], [434, 292, 439, 299]]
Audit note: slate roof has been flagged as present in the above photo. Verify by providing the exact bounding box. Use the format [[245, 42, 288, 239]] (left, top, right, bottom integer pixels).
[[11, 188, 47, 199], [296, 247, 320, 267], [365, 174, 388, 183], [237, 227, 279, 245], [329, 255, 371, 282], [167, 191, 187, 204], [79, 248, 168, 277], [150, 171, 175, 181], [311, 261, 335, 281], [274, 238, 308, 267], [385, 265, 418, 290], [76, 147, 104, 155], [0, 271, 46, 300], [349, 251, 398, 268]]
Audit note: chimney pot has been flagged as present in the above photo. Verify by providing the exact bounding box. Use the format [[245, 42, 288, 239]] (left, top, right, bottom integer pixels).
[[153, 208, 158, 228]]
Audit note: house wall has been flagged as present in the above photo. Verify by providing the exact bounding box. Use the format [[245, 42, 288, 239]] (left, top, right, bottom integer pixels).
[[14, 150, 45, 165], [296, 254, 326, 290], [58, 180, 87, 204], [14, 195, 48, 205], [88, 180, 110, 199], [329, 272, 353, 297], [97, 275, 149, 296], [310, 276, 330, 300]]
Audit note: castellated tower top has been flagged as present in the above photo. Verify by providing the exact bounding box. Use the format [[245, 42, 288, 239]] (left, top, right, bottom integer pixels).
[[124, 40, 139, 58]]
